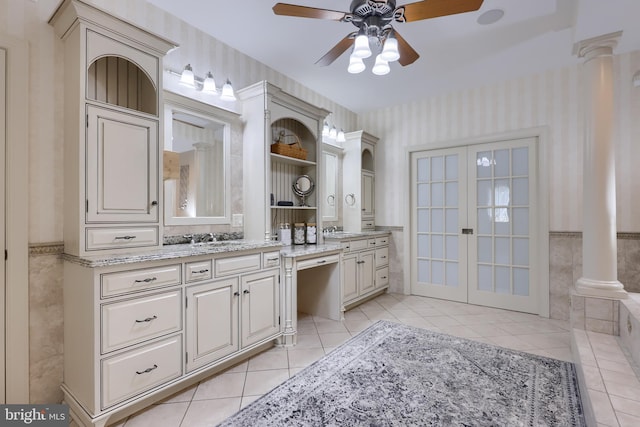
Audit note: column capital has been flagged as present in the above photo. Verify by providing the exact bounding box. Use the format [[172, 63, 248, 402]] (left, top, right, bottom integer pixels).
[[572, 31, 623, 59]]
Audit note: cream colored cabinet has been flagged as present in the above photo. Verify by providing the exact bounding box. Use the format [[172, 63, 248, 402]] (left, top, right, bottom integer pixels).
[[50, 0, 176, 256], [343, 131, 378, 232], [241, 269, 280, 347], [238, 81, 329, 242]]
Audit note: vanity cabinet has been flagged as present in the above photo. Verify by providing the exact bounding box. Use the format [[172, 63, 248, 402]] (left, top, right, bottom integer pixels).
[[238, 81, 329, 242], [62, 245, 282, 427], [343, 131, 378, 232], [49, 0, 177, 256]]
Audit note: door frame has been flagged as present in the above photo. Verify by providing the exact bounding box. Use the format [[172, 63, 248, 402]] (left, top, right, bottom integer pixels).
[[403, 127, 550, 317], [1, 33, 30, 402]]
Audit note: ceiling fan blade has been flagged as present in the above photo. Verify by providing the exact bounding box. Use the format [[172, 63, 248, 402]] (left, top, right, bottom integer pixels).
[[394, 31, 419, 66], [315, 33, 356, 66], [273, 3, 347, 21], [396, 0, 484, 22]]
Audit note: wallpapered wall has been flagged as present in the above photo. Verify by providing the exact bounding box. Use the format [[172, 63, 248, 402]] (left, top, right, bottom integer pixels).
[[360, 51, 640, 232]]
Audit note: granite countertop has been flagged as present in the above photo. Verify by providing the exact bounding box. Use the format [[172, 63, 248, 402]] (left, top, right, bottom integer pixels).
[[63, 240, 284, 268], [279, 243, 342, 258], [322, 230, 391, 240]]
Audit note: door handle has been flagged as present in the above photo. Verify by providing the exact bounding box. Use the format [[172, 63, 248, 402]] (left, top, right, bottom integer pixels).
[[462, 228, 474, 235]]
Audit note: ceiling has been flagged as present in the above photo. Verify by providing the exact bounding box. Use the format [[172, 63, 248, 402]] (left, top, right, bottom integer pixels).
[[146, 0, 640, 113]]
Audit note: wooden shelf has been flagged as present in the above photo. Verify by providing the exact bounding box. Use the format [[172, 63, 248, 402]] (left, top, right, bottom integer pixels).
[[270, 153, 316, 167], [271, 206, 317, 210]]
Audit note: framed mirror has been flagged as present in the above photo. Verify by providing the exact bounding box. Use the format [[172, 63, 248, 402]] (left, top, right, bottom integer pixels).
[[163, 91, 237, 225], [322, 144, 342, 222]]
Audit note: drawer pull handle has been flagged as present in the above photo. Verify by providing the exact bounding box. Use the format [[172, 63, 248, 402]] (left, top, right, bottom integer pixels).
[[134, 277, 157, 283], [357, 261, 365, 264], [317, 260, 327, 264], [370, 242, 376, 245], [243, 289, 250, 294], [135, 315, 157, 323], [233, 291, 240, 296], [266, 257, 279, 262], [115, 235, 137, 240], [136, 364, 158, 375], [381, 276, 387, 279], [194, 269, 209, 274], [381, 256, 387, 259]]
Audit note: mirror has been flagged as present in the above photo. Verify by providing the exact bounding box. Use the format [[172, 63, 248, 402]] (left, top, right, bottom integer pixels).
[[163, 91, 235, 225], [322, 150, 338, 221], [292, 175, 315, 206]]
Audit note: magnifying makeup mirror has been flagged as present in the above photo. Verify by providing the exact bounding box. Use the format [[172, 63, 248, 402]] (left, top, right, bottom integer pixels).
[[292, 175, 315, 206]]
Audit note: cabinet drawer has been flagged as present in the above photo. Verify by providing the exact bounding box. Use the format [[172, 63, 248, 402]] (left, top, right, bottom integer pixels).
[[376, 267, 390, 288], [262, 251, 281, 268], [296, 254, 340, 271], [101, 290, 182, 354], [101, 265, 181, 298], [375, 247, 389, 268], [362, 220, 375, 230], [185, 260, 212, 283], [375, 236, 389, 246], [368, 238, 378, 248], [215, 253, 261, 277], [340, 242, 352, 252], [101, 334, 182, 409], [86, 227, 158, 251], [349, 239, 369, 251]]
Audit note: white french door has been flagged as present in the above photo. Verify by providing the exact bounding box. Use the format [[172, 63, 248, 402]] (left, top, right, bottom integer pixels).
[[411, 137, 539, 314]]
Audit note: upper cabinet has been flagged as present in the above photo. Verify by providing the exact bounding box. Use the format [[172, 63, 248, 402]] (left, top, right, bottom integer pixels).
[[343, 131, 378, 232], [49, 0, 177, 256], [238, 82, 329, 242]]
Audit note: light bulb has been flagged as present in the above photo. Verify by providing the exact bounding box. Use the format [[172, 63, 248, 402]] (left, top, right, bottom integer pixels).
[[337, 129, 346, 143], [179, 64, 195, 87], [372, 55, 390, 75], [380, 35, 400, 62], [329, 126, 337, 140], [202, 71, 217, 93], [322, 121, 330, 137], [352, 33, 371, 59], [347, 54, 366, 74], [220, 79, 236, 101]]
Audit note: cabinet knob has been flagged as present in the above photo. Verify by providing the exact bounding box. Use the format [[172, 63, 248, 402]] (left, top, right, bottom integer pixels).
[[243, 289, 250, 294], [151, 201, 158, 206]]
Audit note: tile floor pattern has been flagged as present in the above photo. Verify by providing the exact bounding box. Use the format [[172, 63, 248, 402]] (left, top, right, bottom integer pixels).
[[99, 293, 580, 427]]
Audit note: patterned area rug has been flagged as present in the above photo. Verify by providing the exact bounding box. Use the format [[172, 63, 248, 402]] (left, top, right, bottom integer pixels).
[[218, 320, 585, 426]]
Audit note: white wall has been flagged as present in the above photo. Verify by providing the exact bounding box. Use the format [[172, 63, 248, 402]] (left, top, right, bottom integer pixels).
[[360, 51, 640, 232]]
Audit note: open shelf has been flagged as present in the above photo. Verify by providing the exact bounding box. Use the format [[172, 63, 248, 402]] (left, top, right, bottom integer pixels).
[[271, 206, 317, 210], [270, 153, 316, 167]]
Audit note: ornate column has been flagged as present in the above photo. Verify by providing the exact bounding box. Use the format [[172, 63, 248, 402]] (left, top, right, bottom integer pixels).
[[573, 32, 627, 299]]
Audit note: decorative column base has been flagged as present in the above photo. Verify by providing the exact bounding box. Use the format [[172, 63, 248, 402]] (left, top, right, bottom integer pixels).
[[575, 277, 628, 299]]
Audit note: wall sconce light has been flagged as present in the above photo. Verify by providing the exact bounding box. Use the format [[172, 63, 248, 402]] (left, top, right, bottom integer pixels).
[[168, 64, 236, 101], [633, 70, 640, 88], [336, 129, 346, 143]]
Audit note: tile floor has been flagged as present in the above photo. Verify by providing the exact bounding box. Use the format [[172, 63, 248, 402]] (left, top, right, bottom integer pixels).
[[102, 293, 577, 427]]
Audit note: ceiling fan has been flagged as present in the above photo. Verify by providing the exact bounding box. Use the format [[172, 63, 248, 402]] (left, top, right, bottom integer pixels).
[[273, 0, 484, 74]]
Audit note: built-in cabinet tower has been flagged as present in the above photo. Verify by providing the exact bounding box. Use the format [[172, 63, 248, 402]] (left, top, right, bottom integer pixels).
[[238, 81, 329, 242], [343, 130, 378, 232], [50, 0, 176, 257]]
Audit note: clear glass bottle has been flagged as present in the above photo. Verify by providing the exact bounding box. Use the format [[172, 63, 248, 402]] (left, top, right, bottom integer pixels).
[[306, 223, 317, 244], [293, 223, 306, 245], [278, 223, 291, 245]]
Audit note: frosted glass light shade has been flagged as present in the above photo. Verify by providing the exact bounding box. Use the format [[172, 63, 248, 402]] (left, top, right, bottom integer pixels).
[[337, 129, 346, 143], [202, 71, 217, 93], [347, 54, 366, 74], [380, 36, 400, 62], [179, 64, 195, 87], [353, 34, 372, 58], [372, 55, 390, 75], [329, 126, 337, 140], [220, 79, 236, 101], [322, 121, 330, 137]]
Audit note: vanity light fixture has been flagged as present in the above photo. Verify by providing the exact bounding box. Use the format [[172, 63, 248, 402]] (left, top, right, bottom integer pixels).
[[329, 125, 338, 140], [322, 121, 330, 138], [336, 129, 346, 143], [168, 65, 235, 100]]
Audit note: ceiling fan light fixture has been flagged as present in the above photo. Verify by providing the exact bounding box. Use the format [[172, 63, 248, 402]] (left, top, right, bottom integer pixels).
[[220, 79, 236, 101], [380, 34, 400, 62], [352, 32, 372, 59], [202, 71, 217, 94], [348, 54, 366, 74], [372, 55, 390, 75], [179, 64, 195, 87]]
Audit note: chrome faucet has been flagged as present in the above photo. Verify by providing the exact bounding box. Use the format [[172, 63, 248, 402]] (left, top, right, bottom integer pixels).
[[183, 234, 195, 244], [204, 232, 216, 242]]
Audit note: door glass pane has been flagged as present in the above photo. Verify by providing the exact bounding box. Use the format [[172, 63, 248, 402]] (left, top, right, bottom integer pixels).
[[477, 208, 492, 234], [431, 183, 444, 206], [476, 151, 492, 178], [445, 235, 458, 260], [445, 155, 458, 180], [417, 183, 430, 207], [513, 208, 529, 235], [478, 265, 492, 291], [512, 147, 528, 176], [512, 178, 528, 205], [478, 237, 492, 263], [431, 209, 443, 233], [431, 156, 443, 180], [431, 235, 444, 259], [417, 158, 429, 182], [418, 209, 429, 232], [418, 260, 429, 282], [495, 179, 510, 207], [418, 234, 430, 258], [445, 208, 458, 233], [432, 261, 444, 285], [495, 209, 510, 235], [495, 266, 511, 294], [513, 268, 529, 296], [495, 237, 510, 265], [445, 182, 458, 206], [477, 180, 493, 206], [513, 237, 529, 266], [494, 149, 510, 177], [446, 262, 459, 287]]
